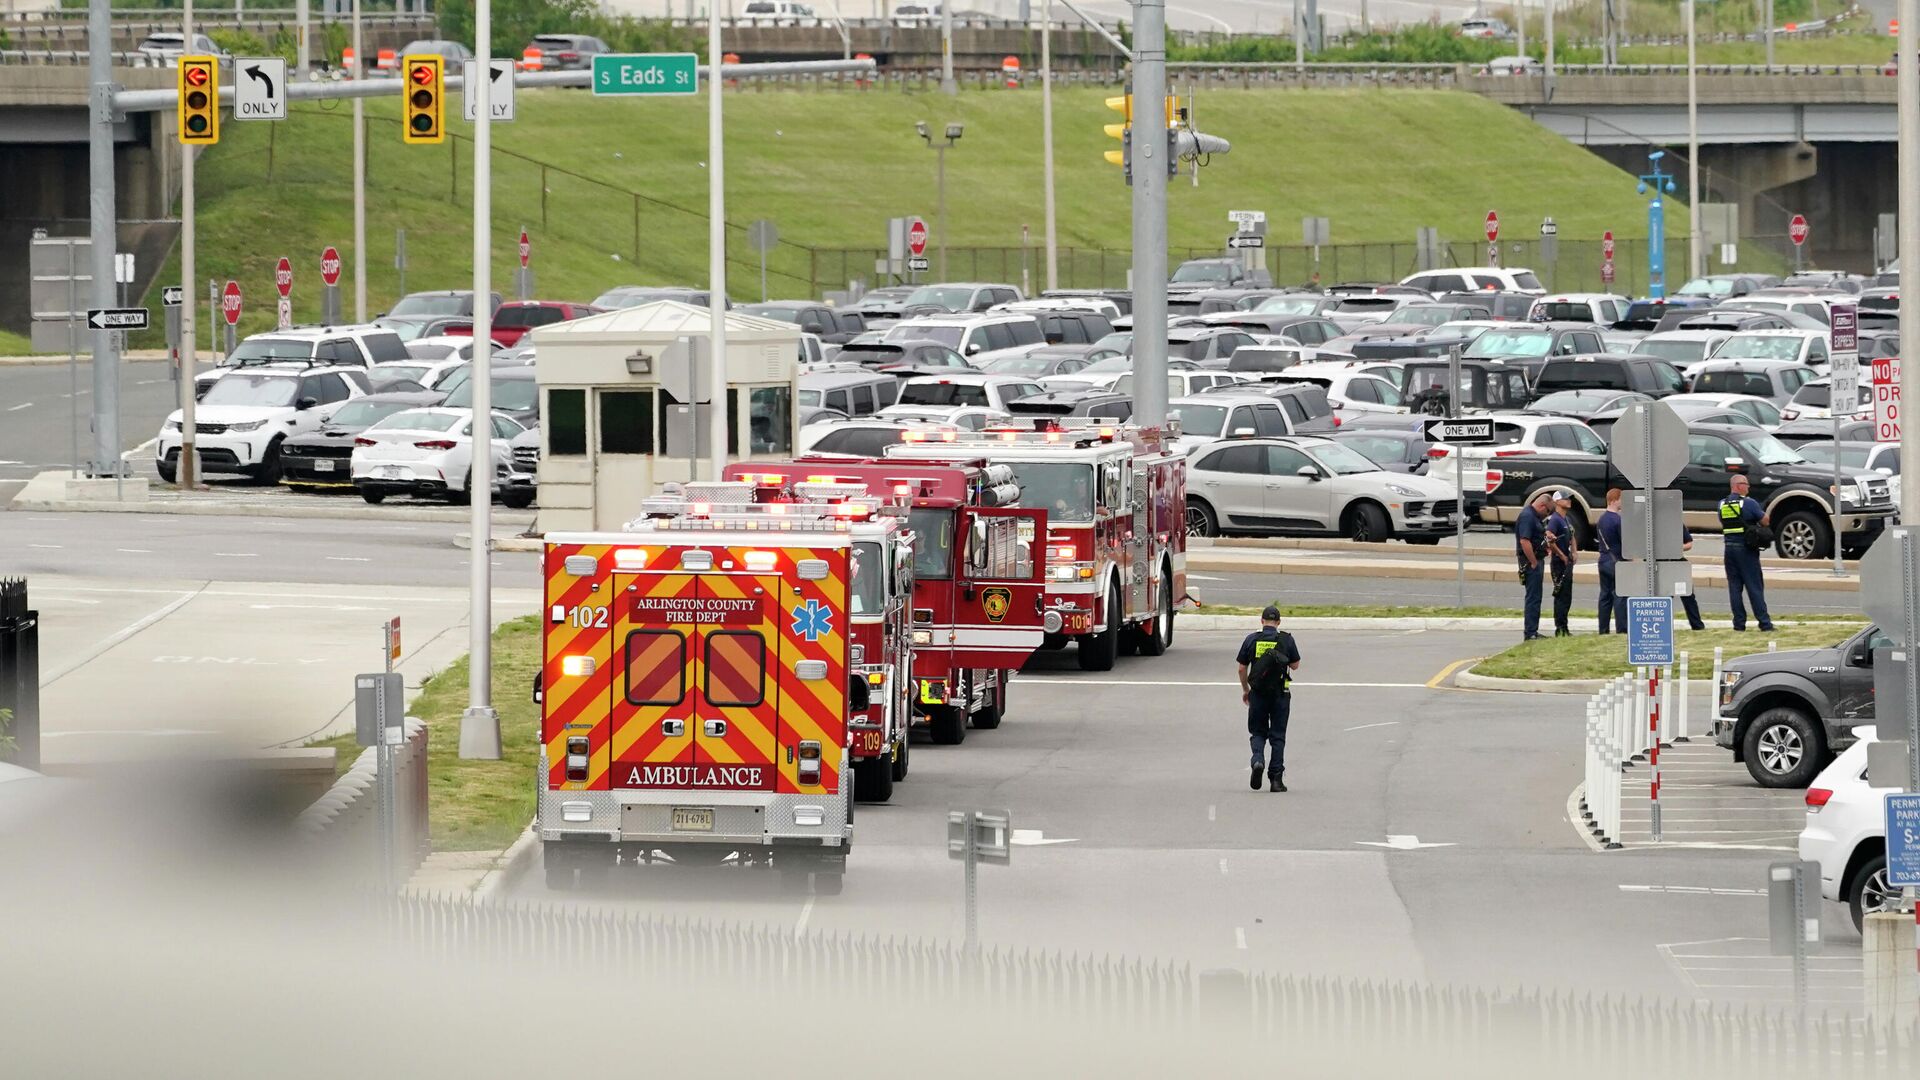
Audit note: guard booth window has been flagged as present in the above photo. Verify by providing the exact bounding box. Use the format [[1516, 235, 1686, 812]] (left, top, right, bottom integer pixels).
[[547, 389, 586, 455], [751, 386, 793, 453], [704, 631, 766, 707], [600, 389, 654, 454], [624, 629, 687, 706]]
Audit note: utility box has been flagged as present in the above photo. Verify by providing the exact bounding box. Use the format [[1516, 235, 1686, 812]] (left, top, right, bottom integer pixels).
[[529, 301, 801, 532]]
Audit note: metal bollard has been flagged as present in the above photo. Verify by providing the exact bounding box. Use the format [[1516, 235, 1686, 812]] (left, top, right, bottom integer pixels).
[[1676, 651, 1691, 742], [1659, 663, 1673, 746], [1635, 667, 1650, 759]]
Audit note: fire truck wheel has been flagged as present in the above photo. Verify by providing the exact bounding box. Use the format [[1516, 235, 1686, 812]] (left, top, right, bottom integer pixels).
[[1076, 584, 1122, 672], [1137, 579, 1173, 656], [853, 755, 894, 802], [970, 675, 1004, 730], [1185, 498, 1219, 538], [890, 738, 909, 782], [930, 705, 967, 745]]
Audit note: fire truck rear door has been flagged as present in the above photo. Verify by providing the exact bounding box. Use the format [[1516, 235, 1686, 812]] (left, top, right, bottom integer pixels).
[[610, 571, 697, 789], [952, 506, 1047, 669], [689, 573, 779, 791]]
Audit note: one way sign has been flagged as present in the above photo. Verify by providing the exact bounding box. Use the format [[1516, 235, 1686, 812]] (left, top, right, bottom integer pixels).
[[463, 59, 516, 122], [1422, 417, 1495, 444], [87, 307, 149, 330]]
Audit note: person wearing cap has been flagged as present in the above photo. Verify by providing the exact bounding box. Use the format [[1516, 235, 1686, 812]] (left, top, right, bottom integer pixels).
[[1514, 490, 1552, 641], [1236, 605, 1301, 793], [1544, 491, 1579, 637]]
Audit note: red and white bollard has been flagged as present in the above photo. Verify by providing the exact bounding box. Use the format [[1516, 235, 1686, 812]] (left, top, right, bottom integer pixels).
[[1649, 666, 1663, 843]]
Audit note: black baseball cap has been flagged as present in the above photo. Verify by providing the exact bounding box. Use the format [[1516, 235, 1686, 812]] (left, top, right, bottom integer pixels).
[[1261, 605, 1281, 622]]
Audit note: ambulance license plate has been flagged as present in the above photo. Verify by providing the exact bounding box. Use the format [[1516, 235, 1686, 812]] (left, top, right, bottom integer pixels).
[[671, 807, 714, 832]]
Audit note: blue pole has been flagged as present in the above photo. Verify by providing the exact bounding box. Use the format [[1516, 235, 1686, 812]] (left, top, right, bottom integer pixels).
[[1648, 193, 1665, 299]]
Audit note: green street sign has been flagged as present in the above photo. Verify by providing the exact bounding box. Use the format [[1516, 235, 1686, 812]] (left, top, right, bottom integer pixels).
[[592, 53, 700, 96]]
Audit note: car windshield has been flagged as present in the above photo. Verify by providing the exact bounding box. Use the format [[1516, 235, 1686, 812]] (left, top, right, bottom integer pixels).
[[797, 389, 822, 406], [1396, 307, 1457, 326], [327, 400, 417, 428], [1527, 390, 1616, 412], [850, 542, 884, 614], [1310, 442, 1382, 475], [1006, 462, 1094, 523], [1634, 338, 1711, 364], [1678, 278, 1736, 297], [1718, 334, 1802, 361], [986, 356, 1056, 375], [226, 337, 312, 365], [904, 287, 976, 310], [907, 507, 954, 579], [898, 382, 987, 407], [1464, 330, 1551, 358], [1736, 432, 1804, 465], [1253, 296, 1323, 317], [1167, 402, 1228, 437], [884, 324, 964, 349], [201, 373, 299, 407], [1798, 443, 1878, 469], [1171, 262, 1233, 284], [387, 293, 468, 317], [372, 410, 462, 433], [443, 377, 538, 412], [372, 363, 429, 382], [1513, 272, 1545, 291]]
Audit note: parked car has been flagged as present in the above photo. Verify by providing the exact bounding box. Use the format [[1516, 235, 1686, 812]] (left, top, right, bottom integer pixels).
[[1632, 329, 1732, 372], [505, 426, 540, 508], [1686, 358, 1817, 406], [1185, 436, 1462, 542], [1527, 294, 1631, 324], [882, 313, 1046, 365], [873, 404, 1009, 431], [798, 419, 930, 457], [277, 390, 442, 492], [1169, 257, 1272, 290], [397, 39, 474, 63], [1004, 389, 1133, 422], [437, 365, 540, 427], [895, 373, 1046, 412], [1400, 267, 1545, 296], [1394, 302, 1494, 327], [1798, 441, 1902, 506], [1675, 273, 1782, 300], [1774, 418, 1879, 446], [1463, 324, 1610, 367], [836, 339, 970, 372], [982, 344, 1116, 378], [739, 302, 859, 345], [1529, 354, 1685, 398], [590, 285, 722, 310], [383, 289, 502, 319], [1105, 370, 1245, 398], [1659, 392, 1784, 428], [1165, 392, 1309, 455], [901, 282, 1023, 313], [351, 407, 527, 506], [1260, 364, 1408, 417], [486, 301, 595, 347], [1799, 726, 1902, 932], [1613, 297, 1712, 332], [1781, 375, 1872, 422], [1400, 358, 1533, 415], [799, 369, 900, 417], [158, 364, 368, 484], [1435, 291, 1538, 320], [135, 31, 231, 68], [1714, 625, 1889, 788], [522, 33, 610, 70]]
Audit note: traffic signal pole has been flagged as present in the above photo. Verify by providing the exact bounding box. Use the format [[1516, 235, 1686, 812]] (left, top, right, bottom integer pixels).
[[1131, 0, 1169, 431], [177, 0, 197, 486], [352, 0, 366, 322], [461, 0, 502, 760], [87, 0, 122, 478]]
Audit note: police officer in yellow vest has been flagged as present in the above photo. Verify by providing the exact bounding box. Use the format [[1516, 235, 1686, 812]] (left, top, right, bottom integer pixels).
[[1720, 474, 1775, 633]]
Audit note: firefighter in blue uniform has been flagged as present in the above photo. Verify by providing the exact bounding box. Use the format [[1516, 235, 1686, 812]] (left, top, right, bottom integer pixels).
[[1720, 474, 1774, 632]]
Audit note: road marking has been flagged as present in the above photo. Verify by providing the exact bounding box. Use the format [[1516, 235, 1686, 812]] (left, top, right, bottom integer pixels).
[[1009, 829, 1076, 846], [794, 896, 815, 936], [212, 552, 260, 558], [325, 556, 372, 562], [1344, 721, 1401, 732], [1425, 657, 1480, 689], [120, 437, 158, 462], [6, 402, 32, 412], [1218, 858, 1228, 876], [27, 543, 62, 549], [1356, 835, 1455, 850], [1619, 885, 1768, 896], [1186, 573, 1227, 581], [1207, 804, 1216, 822], [115, 548, 152, 554], [39, 586, 202, 688], [1234, 926, 1247, 950]]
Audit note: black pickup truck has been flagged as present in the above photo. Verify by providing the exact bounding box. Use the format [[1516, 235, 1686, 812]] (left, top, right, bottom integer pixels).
[[1479, 421, 1896, 560]]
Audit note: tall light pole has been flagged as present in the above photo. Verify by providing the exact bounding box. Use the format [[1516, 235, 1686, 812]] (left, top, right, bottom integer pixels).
[[917, 121, 963, 279], [1899, 0, 1918, 525], [1686, 0, 1703, 280], [352, 0, 366, 321], [460, 0, 501, 760], [1133, 0, 1169, 430], [1042, 0, 1058, 292], [708, 0, 729, 480], [941, 0, 956, 93], [1636, 151, 1677, 299]]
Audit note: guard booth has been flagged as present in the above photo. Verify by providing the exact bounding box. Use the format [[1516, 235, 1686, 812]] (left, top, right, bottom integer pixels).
[[529, 301, 800, 531]]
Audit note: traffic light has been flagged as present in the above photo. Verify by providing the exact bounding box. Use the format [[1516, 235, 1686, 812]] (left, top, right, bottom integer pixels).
[[402, 55, 445, 145], [177, 56, 219, 145], [1103, 94, 1132, 176]]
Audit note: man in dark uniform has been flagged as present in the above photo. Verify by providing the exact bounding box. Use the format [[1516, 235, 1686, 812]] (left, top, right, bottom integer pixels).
[[1545, 491, 1578, 637], [1721, 474, 1774, 632], [1678, 526, 1707, 631], [1596, 488, 1624, 633], [1236, 605, 1301, 793], [1514, 490, 1552, 641]]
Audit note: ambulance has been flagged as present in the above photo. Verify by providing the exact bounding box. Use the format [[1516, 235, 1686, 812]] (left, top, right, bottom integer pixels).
[[725, 458, 1048, 746], [886, 421, 1187, 671], [536, 481, 902, 894]]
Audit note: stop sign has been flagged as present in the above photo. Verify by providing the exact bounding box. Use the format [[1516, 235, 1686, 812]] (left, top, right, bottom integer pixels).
[[518, 230, 530, 269], [1602, 230, 1615, 259], [907, 217, 929, 257], [1484, 211, 1499, 243], [1789, 214, 1810, 246], [320, 246, 342, 287], [222, 280, 242, 326], [275, 256, 292, 298]]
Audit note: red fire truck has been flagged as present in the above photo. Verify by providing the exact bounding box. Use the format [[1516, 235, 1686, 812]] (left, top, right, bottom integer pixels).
[[537, 481, 908, 894], [887, 422, 1187, 671], [726, 458, 1049, 746]]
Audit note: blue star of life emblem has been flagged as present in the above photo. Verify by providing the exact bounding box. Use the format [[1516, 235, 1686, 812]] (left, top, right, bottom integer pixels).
[[790, 599, 833, 642]]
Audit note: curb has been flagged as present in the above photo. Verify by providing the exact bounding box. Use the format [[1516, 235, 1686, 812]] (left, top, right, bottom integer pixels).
[[473, 825, 540, 904], [1186, 551, 1861, 591], [1453, 666, 1718, 695], [1180, 614, 1522, 630]]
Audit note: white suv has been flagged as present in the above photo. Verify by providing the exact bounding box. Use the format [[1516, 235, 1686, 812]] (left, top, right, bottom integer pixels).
[[158, 364, 368, 484], [882, 313, 1048, 366], [893, 372, 1046, 413], [1799, 725, 1903, 932], [1400, 266, 1546, 297], [193, 325, 411, 395]]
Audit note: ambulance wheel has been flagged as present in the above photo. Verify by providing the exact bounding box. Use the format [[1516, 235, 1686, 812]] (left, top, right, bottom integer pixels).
[[930, 705, 967, 745], [853, 754, 894, 803], [1076, 584, 1122, 672], [1137, 578, 1174, 657], [890, 738, 909, 782], [970, 674, 1005, 730]]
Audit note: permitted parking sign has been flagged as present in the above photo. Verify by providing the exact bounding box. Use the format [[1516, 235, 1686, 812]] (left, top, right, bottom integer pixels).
[[1886, 792, 1920, 888], [1626, 596, 1675, 666]]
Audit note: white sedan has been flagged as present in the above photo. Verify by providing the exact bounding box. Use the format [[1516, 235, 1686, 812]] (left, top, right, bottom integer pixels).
[[1799, 724, 1901, 932], [1184, 435, 1462, 543], [350, 407, 528, 507]]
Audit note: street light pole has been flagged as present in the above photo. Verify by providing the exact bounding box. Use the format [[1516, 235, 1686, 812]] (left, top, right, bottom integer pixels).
[[1900, 0, 1919, 524], [941, 0, 956, 93], [1132, 0, 1169, 430], [1637, 152, 1675, 299], [1686, 0, 1702, 280], [352, 0, 366, 321], [937, 141, 948, 280], [459, 0, 500, 760]]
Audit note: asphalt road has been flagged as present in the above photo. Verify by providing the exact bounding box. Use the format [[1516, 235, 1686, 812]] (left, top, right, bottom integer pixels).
[[0, 360, 191, 474], [505, 627, 1860, 1009]]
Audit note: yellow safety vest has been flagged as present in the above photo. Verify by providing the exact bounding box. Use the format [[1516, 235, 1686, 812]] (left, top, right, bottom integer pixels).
[[1719, 497, 1745, 534]]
